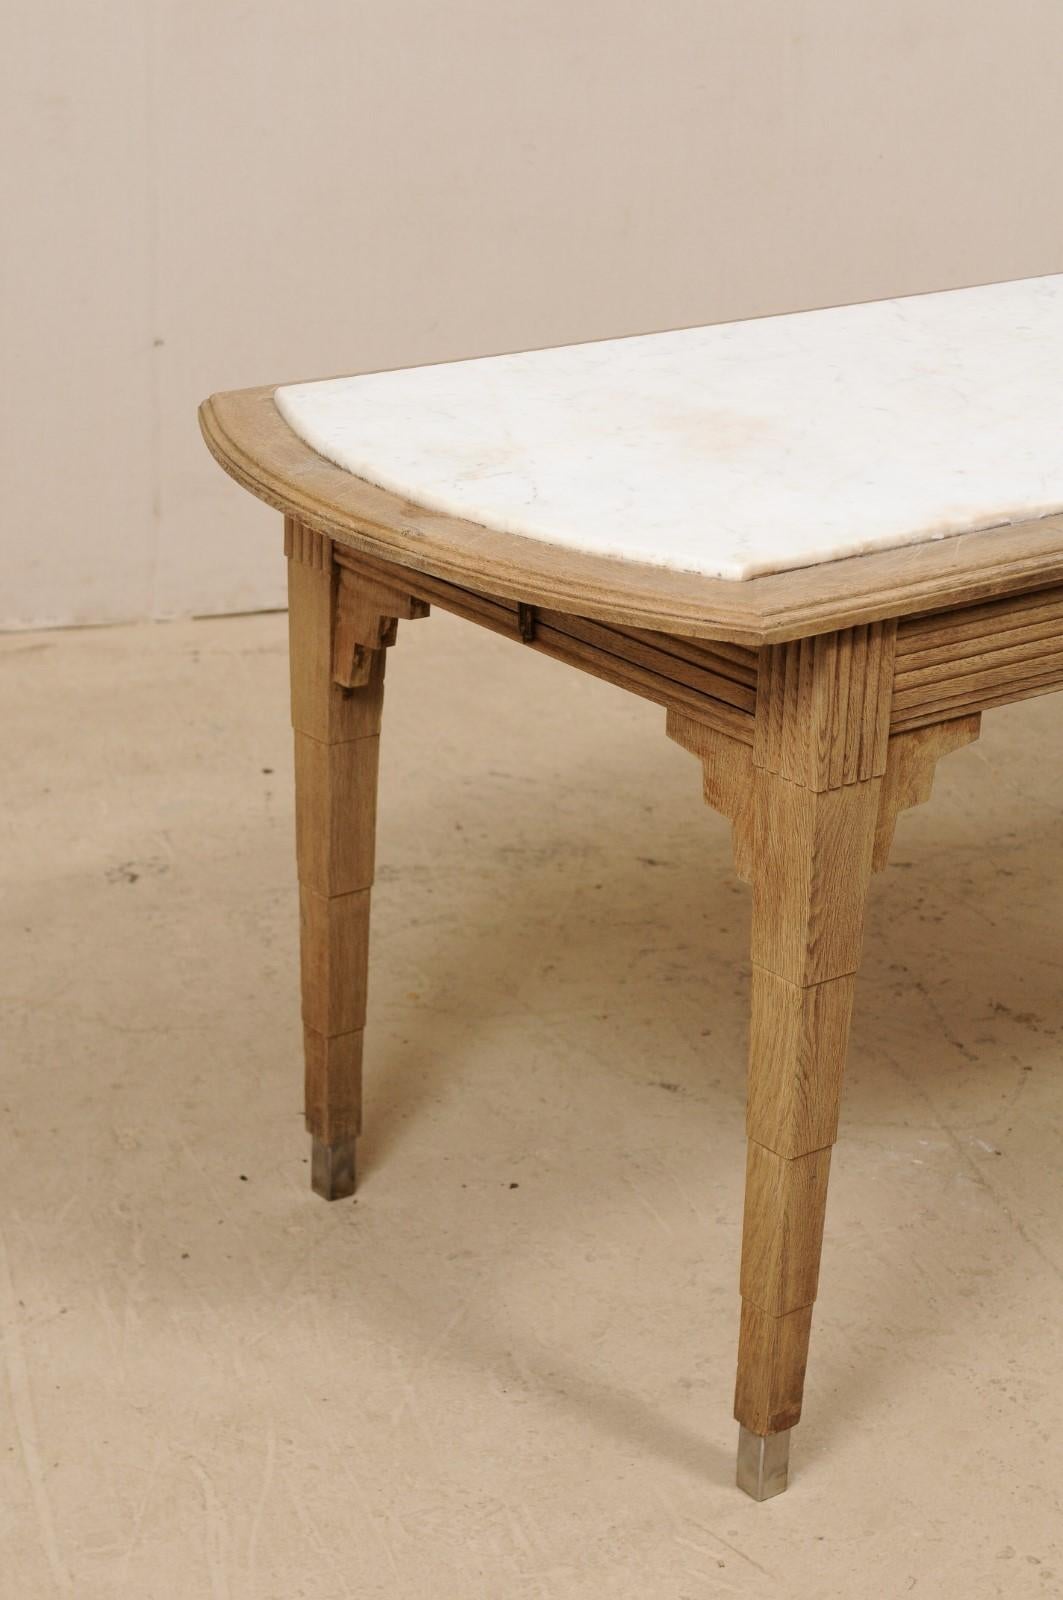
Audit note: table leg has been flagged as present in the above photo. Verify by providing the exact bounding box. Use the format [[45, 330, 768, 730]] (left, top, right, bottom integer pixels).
[[671, 625, 899, 1496], [286, 519, 388, 1198], [737, 769, 880, 1493], [734, 624, 896, 1496]]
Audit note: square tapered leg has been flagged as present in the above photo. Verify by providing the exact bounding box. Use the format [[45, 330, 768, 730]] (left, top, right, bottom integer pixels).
[[286, 519, 388, 1197]]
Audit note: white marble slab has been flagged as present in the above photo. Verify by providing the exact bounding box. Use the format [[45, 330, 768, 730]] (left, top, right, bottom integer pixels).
[[276, 274, 1063, 581]]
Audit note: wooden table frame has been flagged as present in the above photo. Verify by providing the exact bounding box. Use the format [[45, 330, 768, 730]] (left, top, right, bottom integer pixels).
[[201, 385, 1063, 1500]]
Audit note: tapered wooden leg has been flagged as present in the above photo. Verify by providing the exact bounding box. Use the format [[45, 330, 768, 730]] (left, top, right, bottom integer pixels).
[[285, 517, 427, 1197], [732, 623, 896, 1494], [672, 661, 982, 1495], [671, 627, 902, 1496]]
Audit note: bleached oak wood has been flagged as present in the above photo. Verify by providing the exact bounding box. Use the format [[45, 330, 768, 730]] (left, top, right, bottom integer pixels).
[[342, 549, 760, 742], [332, 565, 429, 689], [280, 465, 1063, 746], [538, 610, 756, 713], [896, 580, 1063, 657], [873, 716, 982, 870], [666, 713, 755, 880], [753, 624, 896, 789], [746, 969, 856, 1157], [298, 886, 370, 1037], [735, 1303, 815, 1437], [286, 528, 384, 745], [892, 650, 1063, 714], [304, 1028, 362, 1148], [294, 734, 379, 897], [668, 694, 988, 1460], [897, 616, 1063, 679], [669, 641, 889, 1446], [733, 625, 888, 1444], [892, 674, 1063, 730], [531, 619, 753, 742], [739, 1143, 833, 1317], [203, 376, 1063, 1498], [201, 386, 1063, 647], [287, 517, 427, 1198], [750, 775, 882, 987]]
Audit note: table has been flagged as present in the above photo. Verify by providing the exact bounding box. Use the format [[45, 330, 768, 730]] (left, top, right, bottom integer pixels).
[[200, 273, 1063, 1500]]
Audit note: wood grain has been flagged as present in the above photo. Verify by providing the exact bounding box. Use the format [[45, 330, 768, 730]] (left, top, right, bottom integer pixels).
[[287, 526, 386, 743], [891, 672, 1063, 731], [750, 774, 881, 987], [298, 887, 370, 1039], [293, 733, 379, 897], [896, 580, 1063, 658], [892, 648, 1063, 714], [213, 391, 1063, 1457], [288, 520, 393, 1196], [734, 623, 886, 1440], [754, 622, 896, 788], [890, 582, 1063, 727], [338, 547, 523, 637], [286, 479, 1063, 745], [739, 1143, 833, 1316], [532, 619, 754, 743], [202, 386, 1063, 647], [332, 565, 430, 689], [746, 969, 856, 1157], [284, 517, 330, 569], [339, 548, 759, 742], [202, 370, 1063, 1474], [666, 712, 756, 880], [303, 1027, 363, 1146], [735, 1303, 815, 1437], [873, 716, 981, 870]]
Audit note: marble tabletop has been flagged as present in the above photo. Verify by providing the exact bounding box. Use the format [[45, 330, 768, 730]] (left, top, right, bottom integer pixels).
[[276, 274, 1063, 582]]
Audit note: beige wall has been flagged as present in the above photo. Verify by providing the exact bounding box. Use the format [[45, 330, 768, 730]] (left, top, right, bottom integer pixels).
[[4, 0, 1063, 628]]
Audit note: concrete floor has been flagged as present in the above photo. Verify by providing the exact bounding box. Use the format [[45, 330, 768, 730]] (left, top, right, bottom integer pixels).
[[2, 609, 1062, 1599]]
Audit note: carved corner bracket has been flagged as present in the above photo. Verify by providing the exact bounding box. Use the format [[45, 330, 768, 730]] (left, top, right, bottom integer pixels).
[[668, 619, 980, 883], [872, 713, 981, 870], [667, 709, 756, 881], [332, 566, 430, 689], [284, 518, 430, 691]]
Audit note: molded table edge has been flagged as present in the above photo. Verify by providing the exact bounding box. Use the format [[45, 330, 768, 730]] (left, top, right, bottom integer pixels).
[[200, 386, 1063, 646]]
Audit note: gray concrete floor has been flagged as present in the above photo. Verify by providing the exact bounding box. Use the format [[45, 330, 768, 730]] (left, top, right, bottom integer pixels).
[[2, 610, 1062, 1598]]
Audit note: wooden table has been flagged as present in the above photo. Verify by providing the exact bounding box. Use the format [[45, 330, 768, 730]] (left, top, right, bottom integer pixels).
[[199, 282, 1063, 1499]]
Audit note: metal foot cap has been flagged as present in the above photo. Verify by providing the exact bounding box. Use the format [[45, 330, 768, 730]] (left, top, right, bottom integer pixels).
[[736, 1425, 791, 1501], [311, 1136, 357, 1199]]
